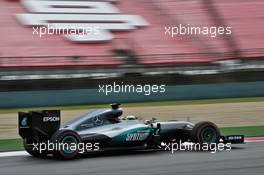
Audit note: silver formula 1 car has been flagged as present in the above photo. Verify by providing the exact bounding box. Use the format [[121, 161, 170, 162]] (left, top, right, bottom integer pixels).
[[18, 103, 244, 159]]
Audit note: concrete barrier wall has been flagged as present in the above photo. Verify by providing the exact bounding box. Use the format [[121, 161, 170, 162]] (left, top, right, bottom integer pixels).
[[1, 81, 264, 108]]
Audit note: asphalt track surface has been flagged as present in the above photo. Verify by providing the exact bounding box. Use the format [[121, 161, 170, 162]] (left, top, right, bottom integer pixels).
[[0, 142, 263, 175]]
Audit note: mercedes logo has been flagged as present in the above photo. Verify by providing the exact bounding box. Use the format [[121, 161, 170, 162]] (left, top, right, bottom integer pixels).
[[93, 116, 103, 125]]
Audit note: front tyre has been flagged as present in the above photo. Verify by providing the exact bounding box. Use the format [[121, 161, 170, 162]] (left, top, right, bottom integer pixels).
[[192, 121, 220, 145]]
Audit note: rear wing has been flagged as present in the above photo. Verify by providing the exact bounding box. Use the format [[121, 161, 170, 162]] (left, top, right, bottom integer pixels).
[[18, 110, 61, 140]]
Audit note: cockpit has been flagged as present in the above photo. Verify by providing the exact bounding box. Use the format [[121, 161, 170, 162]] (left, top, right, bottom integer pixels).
[[63, 104, 124, 131]]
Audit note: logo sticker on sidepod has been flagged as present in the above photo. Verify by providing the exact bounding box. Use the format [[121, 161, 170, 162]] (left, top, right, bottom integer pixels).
[[126, 131, 149, 141]]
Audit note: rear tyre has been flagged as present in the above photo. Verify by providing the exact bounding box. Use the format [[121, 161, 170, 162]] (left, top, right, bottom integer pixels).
[[23, 138, 47, 158], [192, 121, 220, 145], [54, 130, 81, 160]]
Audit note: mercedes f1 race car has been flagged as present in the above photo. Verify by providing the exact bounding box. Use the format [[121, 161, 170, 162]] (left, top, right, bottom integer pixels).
[[18, 104, 244, 159]]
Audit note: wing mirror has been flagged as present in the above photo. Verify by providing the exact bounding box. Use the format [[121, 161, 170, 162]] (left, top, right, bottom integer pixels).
[[151, 117, 157, 122]]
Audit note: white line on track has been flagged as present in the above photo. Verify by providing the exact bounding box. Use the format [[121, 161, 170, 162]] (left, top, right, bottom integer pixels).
[[245, 140, 264, 143], [0, 151, 28, 158], [245, 137, 264, 143]]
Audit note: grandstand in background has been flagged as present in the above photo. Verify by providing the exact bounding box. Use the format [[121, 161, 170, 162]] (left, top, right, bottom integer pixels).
[[0, 0, 263, 89]]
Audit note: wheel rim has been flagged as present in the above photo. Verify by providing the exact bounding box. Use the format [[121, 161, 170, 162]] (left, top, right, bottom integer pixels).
[[200, 127, 217, 144], [61, 135, 78, 155]]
